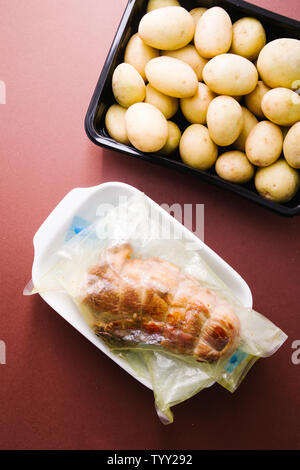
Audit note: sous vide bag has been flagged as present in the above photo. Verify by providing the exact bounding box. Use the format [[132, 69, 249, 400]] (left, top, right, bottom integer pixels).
[[25, 194, 287, 423]]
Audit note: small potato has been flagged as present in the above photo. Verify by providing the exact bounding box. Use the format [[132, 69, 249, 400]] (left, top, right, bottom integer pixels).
[[160, 121, 181, 155], [124, 33, 159, 81], [255, 159, 300, 203], [179, 124, 218, 170], [257, 38, 300, 89], [203, 54, 258, 95], [162, 45, 208, 81], [206, 96, 243, 146], [105, 104, 130, 145], [146, 0, 180, 12], [261, 88, 300, 126], [180, 83, 216, 124], [145, 56, 198, 98], [125, 102, 168, 152], [145, 84, 178, 119], [215, 151, 255, 183], [233, 106, 258, 151], [189, 7, 207, 27], [195, 7, 232, 59], [245, 80, 271, 119], [139, 6, 195, 50], [245, 121, 283, 167], [283, 122, 300, 169], [112, 63, 146, 108], [231, 17, 266, 60]]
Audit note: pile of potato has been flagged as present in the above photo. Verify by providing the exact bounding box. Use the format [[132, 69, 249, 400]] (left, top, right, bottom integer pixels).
[[105, 1, 300, 204]]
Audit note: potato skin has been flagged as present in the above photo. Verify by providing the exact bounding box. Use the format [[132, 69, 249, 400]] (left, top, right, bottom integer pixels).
[[283, 122, 300, 169], [179, 124, 218, 170], [112, 63, 146, 108], [245, 121, 283, 167], [255, 159, 300, 203], [206, 96, 243, 146], [261, 88, 300, 126], [180, 83, 216, 124], [189, 7, 207, 27], [195, 7, 232, 58], [146, 0, 180, 12], [125, 103, 168, 152], [257, 38, 300, 89], [160, 121, 181, 155], [139, 6, 195, 50], [245, 81, 271, 119], [162, 45, 208, 81], [145, 84, 178, 119], [233, 106, 258, 152], [145, 56, 198, 98], [215, 150, 255, 183], [124, 33, 159, 81], [231, 17, 266, 60], [203, 53, 258, 96], [105, 104, 130, 145]]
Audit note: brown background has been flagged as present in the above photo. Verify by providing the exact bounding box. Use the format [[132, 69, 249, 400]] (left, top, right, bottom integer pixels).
[[0, 0, 299, 450]]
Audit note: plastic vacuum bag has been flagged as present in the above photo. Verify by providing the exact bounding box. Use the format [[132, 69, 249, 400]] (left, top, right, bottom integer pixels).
[[25, 194, 287, 423]]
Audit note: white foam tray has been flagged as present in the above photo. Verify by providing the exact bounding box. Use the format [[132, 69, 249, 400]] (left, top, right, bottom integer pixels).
[[31, 182, 253, 389]]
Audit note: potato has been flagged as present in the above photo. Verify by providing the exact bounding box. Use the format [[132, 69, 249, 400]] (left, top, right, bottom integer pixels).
[[179, 124, 218, 170], [125, 103, 168, 152], [215, 150, 255, 183], [105, 104, 130, 145], [245, 121, 283, 167], [180, 83, 216, 124], [244, 80, 271, 119], [146, 0, 180, 12], [233, 106, 258, 151], [231, 17, 266, 60], [162, 45, 208, 81], [206, 96, 243, 146], [257, 38, 300, 89], [160, 121, 181, 155], [145, 84, 178, 119], [112, 63, 146, 108], [261, 88, 300, 126], [195, 7, 232, 58], [139, 6, 195, 50], [283, 122, 300, 169], [124, 33, 159, 81], [203, 54, 258, 95], [255, 159, 300, 203], [189, 7, 207, 27], [145, 56, 198, 98]]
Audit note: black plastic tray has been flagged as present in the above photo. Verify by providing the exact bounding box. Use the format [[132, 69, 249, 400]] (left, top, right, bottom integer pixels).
[[85, 0, 300, 217]]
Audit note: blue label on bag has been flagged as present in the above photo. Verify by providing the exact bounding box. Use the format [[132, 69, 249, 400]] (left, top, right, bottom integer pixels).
[[225, 349, 248, 374], [65, 216, 91, 241]]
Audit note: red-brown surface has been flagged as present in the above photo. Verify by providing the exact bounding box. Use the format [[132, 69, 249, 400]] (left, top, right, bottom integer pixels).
[[0, 0, 299, 450]]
